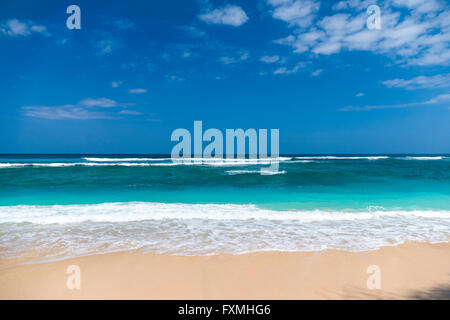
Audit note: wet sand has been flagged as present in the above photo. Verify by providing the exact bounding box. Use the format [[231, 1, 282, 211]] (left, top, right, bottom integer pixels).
[[0, 242, 449, 299]]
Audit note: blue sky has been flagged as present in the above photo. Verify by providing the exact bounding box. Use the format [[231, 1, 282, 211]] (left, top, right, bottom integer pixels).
[[0, 0, 449, 154]]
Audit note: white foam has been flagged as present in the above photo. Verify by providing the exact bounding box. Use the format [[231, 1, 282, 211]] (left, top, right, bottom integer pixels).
[[226, 170, 287, 175], [172, 157, 290, 163], [83, 157, 171, 162], [205, 161, 272, 166], [402, 156, 444, 160], [1, 202, 449, 224], [0, 162, 156, 168], [170, 158, 290, 167], [0, 163, 26, 168], [295, 156, 389, 160], [84, 157, 292, 162], [0, 202, 448, 260], [0, 157, 292, 168], [289, 160, 315, 163]]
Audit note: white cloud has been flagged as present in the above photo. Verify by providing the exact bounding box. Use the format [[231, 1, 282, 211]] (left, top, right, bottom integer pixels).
[[340, 93, 450, 111], [22, 106, 110, 120], [111, 81, 122, 88], [166, 74, 185, 81], [179, 25, 207, 38], [105, 18, 136, 31], [219, 50, 249, 64], [332, 0, 373, 11], [199, 5, 248, 27], [57, 38, 69, 46], [0, 19, 47, 37], [93, 32, 121, 56], [391, 0, 442, 13], [220, 56, 237, 64], [313, 41, 342, 55], [356, 92, 364, 97], [311, 69, 323, 76], [183, 51, 196, 58], [273, 1, 450, 66], [382, 73, 450, 89], [274, 34, 296, 45], [22, 97, 136, 120], [240, 52, 249, 60], [162, 43, 201, 60], [408, 49, 450, 66], [424, 93, 450, 104], [119, 110, 142, 115], [260, 55, 280, 63], [79, 98, 119, 108], [182, 51, 192, 59], [273, 62, 306, 74], [128, 88, 147, 94], [267, 0, 320, 27], [95, 39, 117, 55], [30, 25, 46, 33]]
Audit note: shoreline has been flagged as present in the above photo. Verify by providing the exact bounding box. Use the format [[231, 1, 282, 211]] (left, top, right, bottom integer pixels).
[[1, 242, 449, 299]]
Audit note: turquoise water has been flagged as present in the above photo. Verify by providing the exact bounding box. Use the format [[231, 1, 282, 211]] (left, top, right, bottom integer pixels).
[[0, 154, 449, 260], [1, 154, 450, 210]]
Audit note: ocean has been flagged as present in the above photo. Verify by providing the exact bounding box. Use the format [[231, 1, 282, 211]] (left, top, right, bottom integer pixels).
[[1, 154, 449, 262]]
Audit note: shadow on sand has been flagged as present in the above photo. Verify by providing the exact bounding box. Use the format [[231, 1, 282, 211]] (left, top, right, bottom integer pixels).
[[337, 282, 450, 300], [409, 283, 450, 300]]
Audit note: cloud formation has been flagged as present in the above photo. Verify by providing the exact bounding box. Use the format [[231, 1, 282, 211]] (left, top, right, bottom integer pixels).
[[178, 25, 207, 38], [119, 110, 142, 115], [311, 69, 323, 76], [219, 50, 249, 64], [22, 106, 110, 120], [0, 19, 47, 37], [267, 0, 320, 27], [340, 93, 450, 111], [273, 62, 306, 74], [92, 32, 122, 56], [382, 73, 450, 89], [199, 5, 249, 27], [22, 98, 135, 120], [79, 97, 120, 108], [260, 55, 280, 63], [105, 18, 136, 31], [111, 81, 122, 88], [128, 88, 147, 94], [271, 0, 450, 66]]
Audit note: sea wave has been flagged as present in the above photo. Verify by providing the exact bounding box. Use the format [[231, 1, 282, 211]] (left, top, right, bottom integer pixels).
[[3, 156, 448, 168], [0, 162, 157, 168], [225, 170, 287, 175], [295, 156, 389, 160], [0, 158, 291, 168], [83, 157, 292, 162], [0, 162, 275, 168], [401, 156, 445, 160], [0, 202, 448, 259], [83, 157, 171, 161], [172, 157, 292, 161], [1, 202, 449, 224]]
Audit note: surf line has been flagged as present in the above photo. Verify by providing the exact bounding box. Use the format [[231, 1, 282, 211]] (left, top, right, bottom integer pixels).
[[170, 121, 280, 174]]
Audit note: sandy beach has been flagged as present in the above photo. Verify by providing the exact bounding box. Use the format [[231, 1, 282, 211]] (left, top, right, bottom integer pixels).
[[0, 242, 449, 300]]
